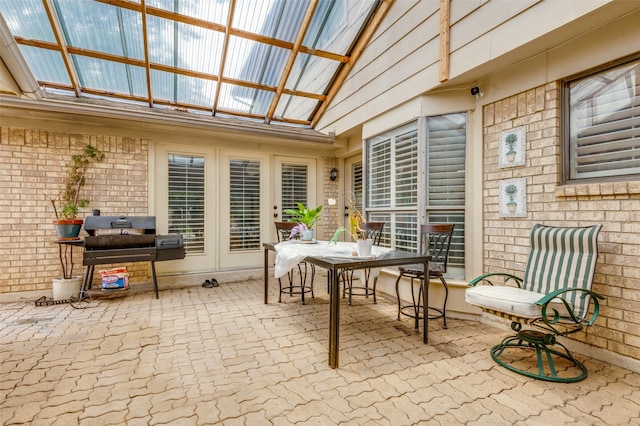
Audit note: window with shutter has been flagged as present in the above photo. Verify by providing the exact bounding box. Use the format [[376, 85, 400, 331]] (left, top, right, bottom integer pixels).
[[281, 164, 308, 222], [567, 57, 640, 181], [426, 113, 466, 273], [366, 124, 419, 251], [168, 154, 205, 254], [365, 114, 466, 275], [229, 159, 261, 251]]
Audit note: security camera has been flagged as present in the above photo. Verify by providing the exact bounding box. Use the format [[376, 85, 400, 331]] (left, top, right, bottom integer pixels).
[[470, 86, 481, 96]]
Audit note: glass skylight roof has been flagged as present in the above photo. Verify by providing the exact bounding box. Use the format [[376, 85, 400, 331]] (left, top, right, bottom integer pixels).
[[0, 0, 383, 128]]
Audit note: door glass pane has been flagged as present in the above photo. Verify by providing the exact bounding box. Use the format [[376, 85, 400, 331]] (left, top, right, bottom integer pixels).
[[281, 163, 308, 222], [168, 154, 205, 254], [229, 159, 261, 251]]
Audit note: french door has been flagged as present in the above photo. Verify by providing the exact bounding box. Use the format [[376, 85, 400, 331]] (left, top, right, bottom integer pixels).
[[273, 157, 317, 239]]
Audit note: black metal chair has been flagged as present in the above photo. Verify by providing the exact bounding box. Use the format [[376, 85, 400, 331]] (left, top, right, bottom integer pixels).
[[341, 221, 385, 305], [274, 221, 315, 304], [395, 223, 454, 329]]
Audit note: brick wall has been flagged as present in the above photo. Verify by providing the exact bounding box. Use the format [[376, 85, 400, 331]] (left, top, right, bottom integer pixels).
[[482, 82, 640, 360], [0, 127, 149, 294]]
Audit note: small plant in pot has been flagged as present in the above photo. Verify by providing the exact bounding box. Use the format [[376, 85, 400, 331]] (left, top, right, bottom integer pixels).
[[285, 202, 322, 241], [51, 143, 103, 241]]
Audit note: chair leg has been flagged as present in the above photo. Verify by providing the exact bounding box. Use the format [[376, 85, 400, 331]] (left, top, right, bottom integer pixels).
[[395, 274, 403, 320], [411, 277, 422, 331], [439, 277, 448, 329], [372, 276, 378, 304]]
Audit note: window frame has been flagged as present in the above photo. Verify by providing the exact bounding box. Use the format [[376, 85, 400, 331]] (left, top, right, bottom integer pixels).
[[563, 54, 640, 184]]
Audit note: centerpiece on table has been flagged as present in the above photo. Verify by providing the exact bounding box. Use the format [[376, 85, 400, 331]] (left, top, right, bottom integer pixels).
[[285, 202, 322, 242], [327, 195, 373, 256]]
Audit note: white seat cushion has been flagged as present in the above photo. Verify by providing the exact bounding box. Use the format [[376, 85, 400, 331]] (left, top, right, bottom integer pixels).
[[465, 285, 566, 319]]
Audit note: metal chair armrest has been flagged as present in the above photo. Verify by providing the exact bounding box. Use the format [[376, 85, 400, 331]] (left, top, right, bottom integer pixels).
[[468, 273, 523, 288]]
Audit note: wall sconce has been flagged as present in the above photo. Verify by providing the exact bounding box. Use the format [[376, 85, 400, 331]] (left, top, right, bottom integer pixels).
[[330, 168, 338, 181]]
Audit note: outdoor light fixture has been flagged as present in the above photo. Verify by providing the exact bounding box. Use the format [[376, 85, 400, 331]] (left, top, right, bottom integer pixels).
[[330, 168, 338, 181]]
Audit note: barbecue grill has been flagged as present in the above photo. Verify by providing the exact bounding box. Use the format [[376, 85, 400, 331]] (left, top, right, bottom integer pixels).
[[81, 215, 185, 299]]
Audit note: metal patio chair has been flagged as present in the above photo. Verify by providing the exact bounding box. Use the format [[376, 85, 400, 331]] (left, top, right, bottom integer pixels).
[[274, 221, 315, 304], [395, 223, 455, 329], [466, 223, 603, 382]]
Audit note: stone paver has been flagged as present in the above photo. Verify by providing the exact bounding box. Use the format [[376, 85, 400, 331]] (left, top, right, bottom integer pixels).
[[1, 278, 639, 425]]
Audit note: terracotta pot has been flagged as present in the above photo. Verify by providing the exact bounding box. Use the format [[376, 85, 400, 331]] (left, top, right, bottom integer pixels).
[[53, 219, 83, 240]]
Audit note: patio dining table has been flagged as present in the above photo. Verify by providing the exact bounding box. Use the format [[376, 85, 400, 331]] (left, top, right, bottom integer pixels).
[[263, 240, 430, 368]]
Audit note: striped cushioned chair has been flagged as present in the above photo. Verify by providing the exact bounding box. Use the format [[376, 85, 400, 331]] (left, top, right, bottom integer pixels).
[[466, 224, 603, 382]]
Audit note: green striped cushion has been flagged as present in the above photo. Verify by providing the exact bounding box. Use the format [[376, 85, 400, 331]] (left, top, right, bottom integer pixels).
[[523, 224, 602, 319]]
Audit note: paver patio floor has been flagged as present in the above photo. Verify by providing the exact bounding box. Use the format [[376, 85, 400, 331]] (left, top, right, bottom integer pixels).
[[1, 278, 639, 425]]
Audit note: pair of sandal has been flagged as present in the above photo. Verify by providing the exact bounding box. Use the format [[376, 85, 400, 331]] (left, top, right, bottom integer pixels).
[[201, 278, 219, 288]]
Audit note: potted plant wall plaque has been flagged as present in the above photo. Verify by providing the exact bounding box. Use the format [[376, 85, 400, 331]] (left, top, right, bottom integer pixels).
[[499, 178, 527, 218], [499, 126, 526, 168]]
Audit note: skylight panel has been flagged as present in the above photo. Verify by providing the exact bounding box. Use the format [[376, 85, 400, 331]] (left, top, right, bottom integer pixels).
[[305, 0, 376, 55], [147, 0, 229, 25], [218, 83, 273, 115], [275, 94, 318, 121], [20, 46, 70, 86], [286, 53, 339, 94], [233, 0, 304, 42], [73, 55, 147, 98], [1, 0, 55, 42], [54, 0, 144, 60], [225, 36, 288, 87], [147, 16, 223, 74], [151, 70, 216, 107]]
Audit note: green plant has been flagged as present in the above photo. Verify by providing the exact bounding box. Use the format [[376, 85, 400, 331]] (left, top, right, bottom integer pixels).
[[285, 202, 322, 229], [51, 143, 103, 220]]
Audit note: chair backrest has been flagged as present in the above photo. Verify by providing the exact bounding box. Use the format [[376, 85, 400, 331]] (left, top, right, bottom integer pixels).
[[274, 221, 297, 242], [364, 222, 384, 245], [420, 223, 455, 273], [523, 224, 602, 318]]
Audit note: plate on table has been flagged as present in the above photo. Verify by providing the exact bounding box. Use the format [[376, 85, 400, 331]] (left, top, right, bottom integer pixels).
[[299, 239, 318, 244]]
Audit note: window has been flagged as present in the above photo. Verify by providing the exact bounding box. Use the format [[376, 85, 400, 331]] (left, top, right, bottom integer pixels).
[[426, 114, 466, 276], [168, 154, 205, 254], [229, 159, 261, 251], [366, 124, 419, 252], [365, 113, 466, 276], [566, 57, 640, 181]]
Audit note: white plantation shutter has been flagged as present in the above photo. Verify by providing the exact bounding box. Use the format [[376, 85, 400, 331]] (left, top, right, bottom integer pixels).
[[366, 124, 418, 250], [426, 113, 466, 270], [395, 130, 418, 206], [569, 59, 640, 180], [281, 164, 308, 222], [351, 161, 363, 212], [367, 138, 391, 208], [168, 154, 205, 254], [229, 159, 261, 251]]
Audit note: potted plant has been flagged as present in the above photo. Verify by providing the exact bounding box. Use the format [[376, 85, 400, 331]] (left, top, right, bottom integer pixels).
[[50, 143, 102, 300], [285, 202, 322, 241], [51, 143, 103, 240]]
